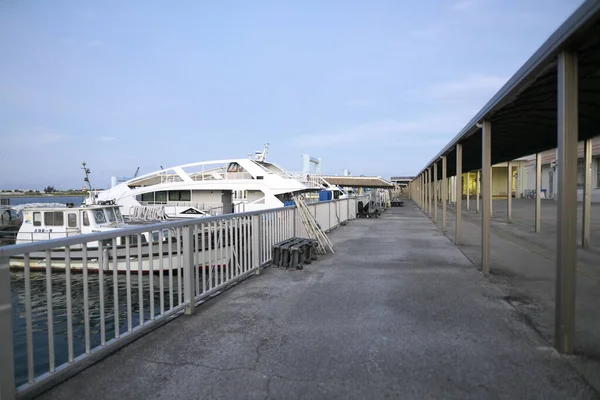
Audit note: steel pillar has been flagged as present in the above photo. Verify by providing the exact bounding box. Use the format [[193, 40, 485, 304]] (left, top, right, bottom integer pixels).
[[0, 257, 16, 400], [482, 121, 492, 274], [490, 167, 493, 217], [422, 174, 425, 210], [442, 156, 447, 230], [466, 172, 470, 211], [433, 162, 438, 222], [476, 170, 480, 213], [555, 51, 578, 354], [535, 153, 542, 232], [582, 138, 592, 248], [455, 144, 463, 245], [507, 161, 512, 223], [428, 167, 432, 216], [425, 170, 429, 214]]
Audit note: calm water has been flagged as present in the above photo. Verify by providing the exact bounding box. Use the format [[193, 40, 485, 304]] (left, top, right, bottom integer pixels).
[[11, 270, 184, 387], [4, 195, 180, 387]]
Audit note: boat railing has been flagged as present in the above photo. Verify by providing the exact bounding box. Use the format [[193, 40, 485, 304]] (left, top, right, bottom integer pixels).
[[187, 171, 254, 182], [0, 197, 365, 399], [287, 172, 327, 189]]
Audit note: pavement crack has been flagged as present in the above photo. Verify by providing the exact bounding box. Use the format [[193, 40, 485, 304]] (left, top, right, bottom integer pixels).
[[254, 337, 270, 369], [133, 356, 256, 373]]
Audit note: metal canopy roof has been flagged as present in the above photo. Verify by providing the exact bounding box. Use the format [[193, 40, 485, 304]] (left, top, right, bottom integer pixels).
[[417, 0, 600, 180], [321, 176, 394, 188]]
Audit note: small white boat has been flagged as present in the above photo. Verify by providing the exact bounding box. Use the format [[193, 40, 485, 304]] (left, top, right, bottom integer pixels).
[[9, 203, 239, 273], [0, 205, 22, 245]]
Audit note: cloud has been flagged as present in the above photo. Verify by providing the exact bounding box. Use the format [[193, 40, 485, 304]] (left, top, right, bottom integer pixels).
[[86, 40, 105, 47], [451, 0, 481, 11], [100, 136, 119, 142], [38, 133, 67, 143], [342, 100, 371, 108], [418, 73, 508, 99], [290, 116, 462, 149], [409, 26, 441, 40]]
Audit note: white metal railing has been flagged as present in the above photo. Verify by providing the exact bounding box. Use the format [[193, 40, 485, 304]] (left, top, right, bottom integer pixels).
[[0, 198, 363, 399]]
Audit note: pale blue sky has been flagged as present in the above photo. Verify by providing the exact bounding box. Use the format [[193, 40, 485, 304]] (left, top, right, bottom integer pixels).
[[0, 0, 584, 189]]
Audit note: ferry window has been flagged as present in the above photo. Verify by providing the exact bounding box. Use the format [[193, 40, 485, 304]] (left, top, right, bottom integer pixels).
[[44, 212, 64, 226], [155, 191, 167, 204], [33, 212, 42, 226], [141, 192, 154, 203], [83, 211, 90, 226], [333, 190, 340, 200], [94, 209, 107, 224], [114, 207, 123, 222], [169, 190, 191, 201], [227, 162, 241, 172], [105, 207, 116, 222], [68, 213, 77, 228]]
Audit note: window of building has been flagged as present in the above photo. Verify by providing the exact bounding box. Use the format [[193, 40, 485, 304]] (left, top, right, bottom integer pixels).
[[577, 158, 584, 189], [83, 211, 90, 226], [33, 212, 42, 226], [44, 211, 64, 226], [596, 158, 600, 189], [68, 213, 77, 228], [168, 190, 191, 201]]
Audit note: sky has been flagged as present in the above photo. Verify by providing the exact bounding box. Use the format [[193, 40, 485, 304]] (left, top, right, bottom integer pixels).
[[0, 0, 585, 190]]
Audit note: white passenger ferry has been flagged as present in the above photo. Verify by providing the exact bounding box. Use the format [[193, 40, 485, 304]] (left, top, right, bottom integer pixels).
[[89, 144, 324, 221]]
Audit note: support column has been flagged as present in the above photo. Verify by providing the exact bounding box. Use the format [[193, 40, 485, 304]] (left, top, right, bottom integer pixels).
[[583, 138, 592, 248], [425, 170, 429, 214], [507, 161, 512, 223], [442, 156, 447, 230], [555, 50, 578, 354], [0, 257, 16, 400], [456, 144, 463, 245], [466, 172, 470, 211], [482, 120, 492, 274], [428, 167, 432, 216], [476, 170, 480, 213], [490, 167, 493, 217], [433, 162, 438, 223], [535, 153, 542, 232], [419, 175, 422, 208]]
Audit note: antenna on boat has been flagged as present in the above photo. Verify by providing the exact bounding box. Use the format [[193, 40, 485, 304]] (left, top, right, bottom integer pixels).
[[255, 143, 269, 162], [82, 161, 94, 204]]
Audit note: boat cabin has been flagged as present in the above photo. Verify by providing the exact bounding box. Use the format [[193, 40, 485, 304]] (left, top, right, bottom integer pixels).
[[16, 204, 128, 245]]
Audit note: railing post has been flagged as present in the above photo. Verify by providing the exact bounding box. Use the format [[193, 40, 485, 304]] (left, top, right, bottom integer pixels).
[[253, 215, 261, 275], [0, 256, 16, 400], [182, 225, 195, 315], [293, 207, 298, 237]]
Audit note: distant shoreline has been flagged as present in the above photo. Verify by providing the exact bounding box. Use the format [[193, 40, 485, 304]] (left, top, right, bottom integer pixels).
[[0, 193, 86, 198]]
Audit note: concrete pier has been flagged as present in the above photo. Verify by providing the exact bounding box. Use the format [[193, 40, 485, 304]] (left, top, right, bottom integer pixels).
[[41, 203, 597, 399]]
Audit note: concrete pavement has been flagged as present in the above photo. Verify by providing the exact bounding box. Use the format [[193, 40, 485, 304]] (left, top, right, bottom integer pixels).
[[40, 202, 598, 399], [433, 197, 600, 395]]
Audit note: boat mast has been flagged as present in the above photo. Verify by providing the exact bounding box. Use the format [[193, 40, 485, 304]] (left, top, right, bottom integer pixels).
[[255, 143, 269, 162], [82, 161, 95, 205]]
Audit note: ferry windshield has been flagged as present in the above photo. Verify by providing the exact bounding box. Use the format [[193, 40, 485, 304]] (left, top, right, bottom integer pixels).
[[94, 209, 107, 224], [105, 207, 116, 223], [114, 207, 123, 222]]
